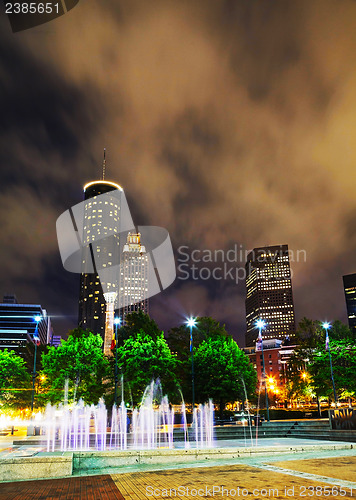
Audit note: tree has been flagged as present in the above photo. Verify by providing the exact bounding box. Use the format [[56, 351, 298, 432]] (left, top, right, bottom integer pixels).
[[287, 320, 356, 404], [166, 317, 229, 358], [0, 349, 30, 410], [296, 317, 323, 347], [165, 317, 229, 400], [309, 338, 356, 400], [41, 328, 109, 405], [119, 311, 161, 344], [328, 320, 356, 342], [116, 330, 178, 405], [194, 336, 257, 417], [21, 342, 49, 374]]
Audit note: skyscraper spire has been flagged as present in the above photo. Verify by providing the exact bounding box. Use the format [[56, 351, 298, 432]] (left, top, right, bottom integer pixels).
[[102, 148, 106, 180]]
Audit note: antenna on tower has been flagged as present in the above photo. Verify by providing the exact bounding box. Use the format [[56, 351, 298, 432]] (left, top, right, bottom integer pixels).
[[102, 148, 106, 180]]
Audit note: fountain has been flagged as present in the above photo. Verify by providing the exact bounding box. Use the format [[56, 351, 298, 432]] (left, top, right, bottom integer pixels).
[[42, 379, 215, 452]]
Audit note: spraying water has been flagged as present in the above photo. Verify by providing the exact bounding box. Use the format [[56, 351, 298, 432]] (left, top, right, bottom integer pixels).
[[43, 379, 214, 451]]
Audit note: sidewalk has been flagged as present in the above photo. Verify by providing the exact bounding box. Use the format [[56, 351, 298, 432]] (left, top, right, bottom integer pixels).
[[1, 453, 355, 499]]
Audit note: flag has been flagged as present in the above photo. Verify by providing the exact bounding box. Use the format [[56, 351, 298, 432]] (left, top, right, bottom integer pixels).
[[256, 330, 262, 352], [33, 335, 40, 346], [111, 332, 116, 350], [325, 331, 329, 351]]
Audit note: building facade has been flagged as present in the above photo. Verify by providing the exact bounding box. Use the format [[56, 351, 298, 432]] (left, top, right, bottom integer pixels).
[[244, 339, 296, 397], [119, 232, 149, 322], [343, 273, 356, 333], [245, 245, 296, 347], [0, 294, 53, 351], [78, 180, 122, 338], [51, 335, 62, 347]]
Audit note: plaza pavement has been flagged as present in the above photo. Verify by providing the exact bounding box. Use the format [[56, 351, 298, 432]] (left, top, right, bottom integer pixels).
[[1, 448, 356, 499]]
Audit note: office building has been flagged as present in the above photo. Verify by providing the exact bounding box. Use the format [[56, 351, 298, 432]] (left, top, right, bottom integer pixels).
[[78, 180, 122, 344], [119, 232, 149, 322], [343, 273, 356, 333], [0, 294, 53, 352], [51, 335, 62, 347], [243, 339, 297, 394], [245, 244, 296, 347]]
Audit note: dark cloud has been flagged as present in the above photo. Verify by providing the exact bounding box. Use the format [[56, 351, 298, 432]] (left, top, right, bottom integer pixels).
[[0, 0, 355, 344]]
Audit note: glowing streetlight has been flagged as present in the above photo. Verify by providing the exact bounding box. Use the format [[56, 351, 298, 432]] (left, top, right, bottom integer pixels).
[[31, 315, 42, 413], [113, 317, 122, 406], [322, 321, 337, 405], [186, 317, 197, 408], [256, 319, 270, 422], [256, 319, 266, 330]]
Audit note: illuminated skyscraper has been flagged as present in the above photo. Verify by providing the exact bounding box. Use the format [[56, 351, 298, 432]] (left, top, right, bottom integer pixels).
[[119, 232, 149, 321], [343, 273, 356, 333], [245, 244, 296, 347], [78, 180, 122, 340]]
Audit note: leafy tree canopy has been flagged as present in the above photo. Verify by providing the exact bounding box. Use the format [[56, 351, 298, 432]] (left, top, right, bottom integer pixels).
[[165, 316, 228, 361], [41, 328, 109, 405], [0, 349, 30, 409], [119, 311, 161, 343], [117, 330, 178, 405], [194, 336, 257, 416], [288, 319, 356, 401], [309, 338, 356, 399]]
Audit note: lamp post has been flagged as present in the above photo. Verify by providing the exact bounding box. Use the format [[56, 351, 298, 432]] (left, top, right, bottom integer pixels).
[[113, 317, 121, 406], [323, 322, 338, 406], [256, 319, 270, 422], [31, 315, 42, 413], [186, 317, 197, 409]]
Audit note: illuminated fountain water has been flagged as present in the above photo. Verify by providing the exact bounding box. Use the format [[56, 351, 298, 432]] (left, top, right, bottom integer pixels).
[[43, 380, 214, 452]]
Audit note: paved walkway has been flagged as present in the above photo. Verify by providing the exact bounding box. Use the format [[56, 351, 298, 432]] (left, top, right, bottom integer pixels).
[[1, 453, 356, 499], [0, 475, 124, 500]]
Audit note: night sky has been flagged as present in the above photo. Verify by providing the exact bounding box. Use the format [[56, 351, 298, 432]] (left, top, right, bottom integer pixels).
[[0, 0, 355, 346]]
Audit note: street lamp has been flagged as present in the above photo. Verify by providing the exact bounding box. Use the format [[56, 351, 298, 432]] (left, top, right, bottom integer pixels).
[[113, 317, 121, 406], [186, 317, 197, 409], [31, 315, 42, 413], [256, 319, 270, 422], [323, 322, 338, 405]]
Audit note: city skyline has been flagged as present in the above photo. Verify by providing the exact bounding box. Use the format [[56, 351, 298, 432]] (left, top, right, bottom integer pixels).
[[1, 1, 356, 345]]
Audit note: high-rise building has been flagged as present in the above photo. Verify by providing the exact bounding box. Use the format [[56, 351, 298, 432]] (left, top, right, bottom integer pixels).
[[78, 180, 122, 339], [343, 273, 356, 333], [119, 233, 149, 322], [0, 294, 53, 351], [51, 335, 62, 347], [245, 245, 296, 347]]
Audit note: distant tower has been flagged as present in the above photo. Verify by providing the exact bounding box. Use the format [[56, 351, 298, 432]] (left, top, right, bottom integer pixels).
[[245, 244, 296, 347], [343, 273, 356, 333], [78, 179, 122, 342], [119, 232, 149, 322]]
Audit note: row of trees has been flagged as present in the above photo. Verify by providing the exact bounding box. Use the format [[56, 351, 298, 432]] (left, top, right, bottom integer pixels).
[[2, 312, 354, 415], [285, 318, 356, 404], [0, 313, 257, 417]]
